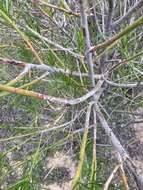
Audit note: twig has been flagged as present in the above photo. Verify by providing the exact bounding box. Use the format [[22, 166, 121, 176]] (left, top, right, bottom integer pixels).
[[96, 106, 143, 189], [117, 153, 129, 190], [108, 50, 143, 72], [102, 76, 143, 88], [39, 6, 76, 46], [90, 16, 143, 53], [5, 66, 30, 86], [0, 8, 43, 64], [39, 0, 80, 17], [96, 106, 128, 159], [27, 26, 83, 59], [133, 67, 143, 75], [90, 109, 97, 183], [0, 71, 51, 97], [106, 0, 114, 31], [71, 103, 93, 189], [112, 0, 143, 28], [103, 164, 121, 190], [0, 57, 102, 79], [0, 80, 103, 105], [118, 165, 129, 190], [80, 2, 100, 186], [92, 0, 105, 40], [79, 0, 95, 87]]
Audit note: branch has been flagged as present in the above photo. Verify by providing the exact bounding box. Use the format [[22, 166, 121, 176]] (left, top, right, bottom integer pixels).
[[90, 109, 97, 182], [6, 66, 30, 86], [0, 8, 43, 64], [0, 80, 103, 105], [118, 165, 129, 190], [0, 71, 50, 97], [133, 67, 143, 75], [112, 0, 143, 28], [71, 103, 93, 189], [0, 57, 102, 79], [39, 6, 76, 46], [106, 0, 114, 31], [103, 164, 121, 190], [96, 106, 143, 189], [108, 49, 143, 72], [79, 0, 96, 86], [39, 0, 80, 17], [90, 16, 143, 53], [0, 66, 30, 97], [96, 106, 128, 159], [92, 0, 105, 40], [27, 26, 83, 60], [103, 77, 143, 88]]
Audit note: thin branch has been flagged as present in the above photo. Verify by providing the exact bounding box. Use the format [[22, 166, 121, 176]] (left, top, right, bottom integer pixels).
[[113, 0, 143, 28], [118, 165, 129, 190], [0, 80, 103, 105], [39, 6, 76, 46], [39, 0, 80, 17], [6, 66, 30, 86], [103, 76, 143, 88], [108, 49, 143, 72], [90, 15, 143, 53], [96, 106, 143, 189], [90, 109, 97, 183], [0, 66, 30, 97], [96, 106, 128, 159], [103, 164, 121, 190], [0, 113, 82, 142], [0, 57, 102, 79], [0, 71, 50, 97], [0, 8, 43, 64], [92, 0, 105, 40], [80, 2, 99, 186], [27, 26, 83, 60], [79, 0, 96, 87], [133, 67, 143, 75], [106, 0, 114, 31], [71, 103, 93, 189]]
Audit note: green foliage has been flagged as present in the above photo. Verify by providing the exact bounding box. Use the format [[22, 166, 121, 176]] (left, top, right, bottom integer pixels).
[[76, 29, 84, 52], [18, 45, 34, 62], [0, 1, 143, 189], [0, 0, 13, 15]]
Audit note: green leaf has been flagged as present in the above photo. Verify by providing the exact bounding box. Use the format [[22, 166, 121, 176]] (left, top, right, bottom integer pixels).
[[76, 29, 84, 52]]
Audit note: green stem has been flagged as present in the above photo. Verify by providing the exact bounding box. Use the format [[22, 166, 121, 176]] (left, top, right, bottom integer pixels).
[[71, 104, 92, 189], [0, 9, 43, 64], [91, 16, 143, 53]]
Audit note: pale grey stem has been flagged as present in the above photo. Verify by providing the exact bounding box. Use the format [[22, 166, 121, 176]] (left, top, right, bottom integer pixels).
[[106, 0, 114, 32], [103, 77, 143, 88], [112, 0, 143, 28], [96, 105, 128, 159], [92, 0, 106, 40], [96, 105, 143, 189], [133, 67, 143, 75], [79, 0, 96, 87], [0, 57, 102, 79], [0, 79, 103, 106]]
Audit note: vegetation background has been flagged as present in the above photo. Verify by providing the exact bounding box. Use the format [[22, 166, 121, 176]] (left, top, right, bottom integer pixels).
[[0, 0, 143, 189]]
